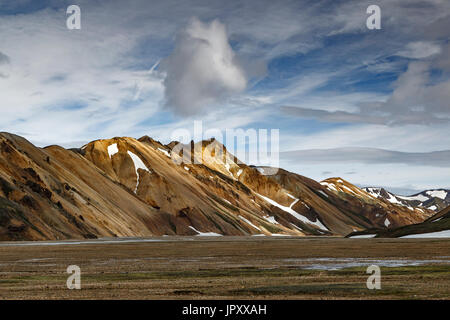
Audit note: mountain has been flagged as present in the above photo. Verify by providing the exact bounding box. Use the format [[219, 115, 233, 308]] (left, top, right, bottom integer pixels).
[[347, 206, 450, 238], [318, 178, 432, 228], [0, 132, 435, 241], [363, 187, 450, 212]]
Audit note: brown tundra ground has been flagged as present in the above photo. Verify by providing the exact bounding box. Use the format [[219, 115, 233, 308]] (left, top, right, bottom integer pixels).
[[0, 237, 449, 300]]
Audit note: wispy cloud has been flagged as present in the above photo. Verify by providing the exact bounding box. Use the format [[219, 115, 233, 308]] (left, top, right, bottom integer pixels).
[[0, 0, 449, 190], [282, 147, 450, 167]]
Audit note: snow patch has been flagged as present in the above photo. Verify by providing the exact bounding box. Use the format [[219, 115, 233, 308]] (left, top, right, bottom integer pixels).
[[386, 193, 402, 205], [350, 234, 376, 238], [318, 190, 329, 198], [321, 182, 337, 191], [342, 185, 356, 194], [189, 226, 222, 236], [107, 143, 118, 159], [263, 215, 279, 225], [238, 215, 261, 231], [397, 194, 429, 202], [290, 223, 304, 231], [157, 147, 171, 158], [401, 230, 450, 238], [127, 151, 150, 193], [224, 162, 232, 176], [426, 190, 448, 200], [256, 193, 328, 231]]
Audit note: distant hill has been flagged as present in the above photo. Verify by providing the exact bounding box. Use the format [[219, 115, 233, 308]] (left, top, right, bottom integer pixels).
[[363, 187, 449, 212], [347, 206, 450, 238]]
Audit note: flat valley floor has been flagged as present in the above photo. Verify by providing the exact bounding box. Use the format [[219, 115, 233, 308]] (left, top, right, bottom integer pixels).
[[0, 237, 449, 299]]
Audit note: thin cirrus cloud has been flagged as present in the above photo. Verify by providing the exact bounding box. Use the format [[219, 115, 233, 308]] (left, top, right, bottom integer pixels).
[[395, 41, 441, 59], [281, 43, 450, 126], [281, 148, 450, 167]]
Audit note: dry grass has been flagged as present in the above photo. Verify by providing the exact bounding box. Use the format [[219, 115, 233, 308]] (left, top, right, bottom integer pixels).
[[0, 237, 449, 299]]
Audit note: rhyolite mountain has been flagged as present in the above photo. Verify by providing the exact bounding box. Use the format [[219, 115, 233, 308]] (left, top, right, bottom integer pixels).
[[0, 132, 438, 241]]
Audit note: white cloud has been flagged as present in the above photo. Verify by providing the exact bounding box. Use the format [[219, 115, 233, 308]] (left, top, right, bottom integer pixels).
[[0, 6, 164, 145], [396, 41, 441, 59], [161, 18, 247, 115]]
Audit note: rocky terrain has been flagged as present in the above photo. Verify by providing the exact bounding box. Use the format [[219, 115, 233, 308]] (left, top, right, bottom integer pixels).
[[363, 187, 450, 212], [347, 205, 450, 238], [0, 132, 440, 241]]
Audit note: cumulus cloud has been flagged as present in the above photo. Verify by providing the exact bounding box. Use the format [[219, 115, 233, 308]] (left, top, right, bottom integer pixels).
[[161, 18, 247, 116]]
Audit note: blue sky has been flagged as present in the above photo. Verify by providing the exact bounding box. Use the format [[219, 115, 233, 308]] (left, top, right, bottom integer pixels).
[[0, 0, 449, 194]]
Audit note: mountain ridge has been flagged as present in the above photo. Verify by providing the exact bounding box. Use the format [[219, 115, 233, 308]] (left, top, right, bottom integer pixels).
[[0, 132, 441, 241], [363, 187, 450, 212]]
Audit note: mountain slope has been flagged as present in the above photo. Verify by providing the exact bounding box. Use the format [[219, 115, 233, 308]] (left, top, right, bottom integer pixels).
[[363, 187, 450, 212], [347, 206, 450, 238], [0, 132, 176, 240], [318, 178, 433, 228], [0, 132, 435, 240], [81, 137, 333, 236]]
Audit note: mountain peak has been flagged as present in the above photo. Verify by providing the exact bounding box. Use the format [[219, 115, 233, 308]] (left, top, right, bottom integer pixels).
[[0, 132, 444, 240]]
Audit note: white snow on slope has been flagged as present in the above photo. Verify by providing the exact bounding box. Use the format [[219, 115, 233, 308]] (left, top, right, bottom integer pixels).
[[238, 215, 261, 231], [364, 188, 404, 205], [108, 143, 118, 159], [189, 226, 222, 236], [320, 182, 337, 191], [224, 162, 232, 176], [263, 215, 279, 225], [349, 234, 376, 238], [290, 223, 304, 232], [386, 193, 402, 205], [256, 193, 328, 231], [157, 147, 171, 158], [364, 187, 380, 198], [343, 185, 357, 195], [285, 193, 297, 200], [127, 151, 150, 193], [318, 190, 329, 198], [426, 190, 448, 200], [397, 194, 429, 202], [401, 230, 450, 238]]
